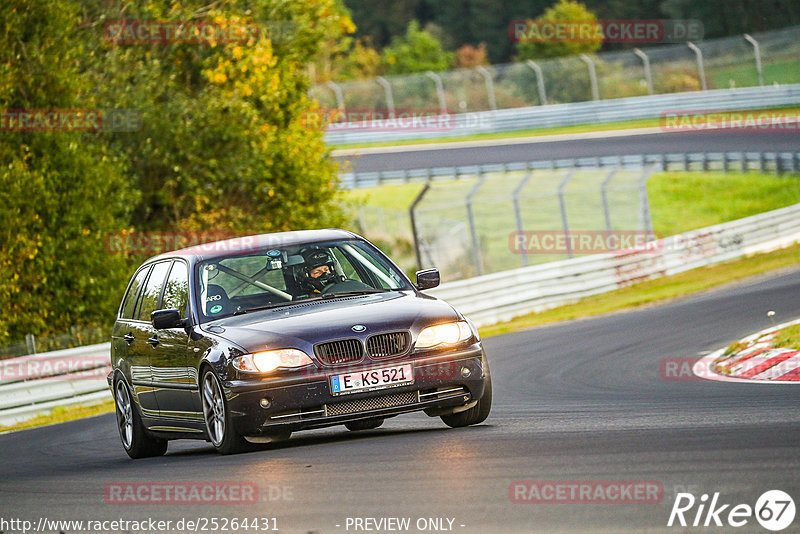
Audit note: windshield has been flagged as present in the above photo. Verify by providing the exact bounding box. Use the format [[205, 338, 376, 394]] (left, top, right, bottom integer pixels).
[[195, 239, 411, 321]]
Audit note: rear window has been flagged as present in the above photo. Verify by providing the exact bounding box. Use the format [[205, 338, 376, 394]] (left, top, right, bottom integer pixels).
[[120, 266, 149, 319], [136, 261, 172, 321]]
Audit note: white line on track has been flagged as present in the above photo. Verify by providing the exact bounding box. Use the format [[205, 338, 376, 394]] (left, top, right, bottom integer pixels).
[[331, 126, 666, 157]]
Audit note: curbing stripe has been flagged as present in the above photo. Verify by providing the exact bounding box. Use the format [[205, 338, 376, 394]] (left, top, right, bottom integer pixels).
[[694, 318, 800, 383]]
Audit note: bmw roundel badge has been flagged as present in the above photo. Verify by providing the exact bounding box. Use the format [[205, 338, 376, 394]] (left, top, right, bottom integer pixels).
[[352, 324, 366, 332]]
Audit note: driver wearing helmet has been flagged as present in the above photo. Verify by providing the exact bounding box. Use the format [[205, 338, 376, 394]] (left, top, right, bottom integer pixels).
[[300, 248, 340, 293]]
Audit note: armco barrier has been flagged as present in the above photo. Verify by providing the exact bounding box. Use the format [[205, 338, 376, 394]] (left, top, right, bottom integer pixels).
[[3, 203, 800, 425], [428, 202, 800, 326], [339, 151, 800, 189], [0, 343, 111, 427], [324, 84, 800, 145]]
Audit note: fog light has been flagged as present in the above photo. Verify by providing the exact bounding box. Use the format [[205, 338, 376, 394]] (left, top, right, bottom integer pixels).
[[259, 397, 271, 409], [460, 366, 471, 378]]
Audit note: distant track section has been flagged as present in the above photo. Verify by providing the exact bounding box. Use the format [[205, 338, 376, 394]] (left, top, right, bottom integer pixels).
[[336, 129, 800, 173]]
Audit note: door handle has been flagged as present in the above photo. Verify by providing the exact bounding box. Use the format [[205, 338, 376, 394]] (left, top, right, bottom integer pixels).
[[123, 333, 135, 344], [147, 335, 160, 347]]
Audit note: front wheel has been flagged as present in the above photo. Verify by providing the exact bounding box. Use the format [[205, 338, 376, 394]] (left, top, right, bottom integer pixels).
[[201, 369, 249, 455], [114, 379, 167, 459], [441, 361, 492, 428]]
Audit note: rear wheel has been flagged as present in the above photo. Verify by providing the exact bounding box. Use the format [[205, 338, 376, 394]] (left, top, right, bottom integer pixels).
[[114, 379, 167, 459], [345, 417, 384, 431], [441, 362, 492, 428], [201, 370, 249, 455]]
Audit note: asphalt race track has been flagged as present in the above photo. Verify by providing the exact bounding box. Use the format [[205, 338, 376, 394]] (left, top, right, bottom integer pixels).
[[336, 129, 800, 173], [2, 267, 800, 533]]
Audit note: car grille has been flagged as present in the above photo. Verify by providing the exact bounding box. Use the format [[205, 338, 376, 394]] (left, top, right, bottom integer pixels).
[[367, 331, 411, 359], [314, 338, 364, 365], [326, 391, 419, 416]]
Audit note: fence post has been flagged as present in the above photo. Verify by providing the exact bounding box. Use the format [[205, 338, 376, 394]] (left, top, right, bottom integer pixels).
[[466, 171, 488, 275], [476, 66, 497, 111], [600, 168, 618, 235], [409, 179, 431, 271], [687, 42, 707, 91], [376, 76, 395, 117], [558, 169, 577, 259], [512, 171, 534, 266], [638, 165, 656, 236], [25, 334, 37, 355], [425, 71, 448, 114], [326, 81, 345, 113], [525, 60, 548, 105], [743, 34, 764, 87], [579, 54, 600, 101], [633, 48, 654, 95]]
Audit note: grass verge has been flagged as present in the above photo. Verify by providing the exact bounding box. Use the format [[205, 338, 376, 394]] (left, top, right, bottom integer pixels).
[[0, 399, 114, 434], [771, 324, 800, 351], [329, 105, 800, 150], [479, 242, 800, 338]]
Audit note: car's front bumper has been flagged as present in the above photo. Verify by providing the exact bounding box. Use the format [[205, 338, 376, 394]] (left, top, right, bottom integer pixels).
[[224, 343, 487, 435]]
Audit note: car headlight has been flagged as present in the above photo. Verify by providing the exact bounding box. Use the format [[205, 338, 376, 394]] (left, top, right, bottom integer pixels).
[[416, 321, 473, 348], [232, 349, 313, 374]]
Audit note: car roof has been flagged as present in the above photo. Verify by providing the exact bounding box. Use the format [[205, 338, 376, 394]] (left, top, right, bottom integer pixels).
[[144, 228, 360, 265]]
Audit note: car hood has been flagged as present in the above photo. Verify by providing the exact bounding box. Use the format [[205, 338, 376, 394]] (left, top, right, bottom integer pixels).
[[200, 290, 460, 354]]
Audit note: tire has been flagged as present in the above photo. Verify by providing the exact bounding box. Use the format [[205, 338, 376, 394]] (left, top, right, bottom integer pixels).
[[201, 369, 250, 455], [344, 417, 384, 431], [114, 379, 167, 459], [441, 361, 492, 428]]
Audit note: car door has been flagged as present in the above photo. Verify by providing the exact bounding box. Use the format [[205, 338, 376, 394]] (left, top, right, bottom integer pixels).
[[112, 265, 150, 398], [149, 259, 200, 423], [128, 260, 173, 417]]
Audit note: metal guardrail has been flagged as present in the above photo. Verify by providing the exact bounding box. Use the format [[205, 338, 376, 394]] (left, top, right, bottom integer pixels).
[[428, 202, 800, 327], [340, 151, 800, 190], [0, 344, 110, 427], [325, 83, 800, 145]]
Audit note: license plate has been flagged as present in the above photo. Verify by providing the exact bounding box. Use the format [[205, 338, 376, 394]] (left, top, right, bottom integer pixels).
[[330, 364, 414, 395]]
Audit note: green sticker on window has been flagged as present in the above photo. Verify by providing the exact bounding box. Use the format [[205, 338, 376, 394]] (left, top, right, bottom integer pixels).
[[209, 304, 223, 314]]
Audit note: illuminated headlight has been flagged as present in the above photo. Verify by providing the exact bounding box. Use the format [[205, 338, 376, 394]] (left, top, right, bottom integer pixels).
[[416, 321, 473, 348], [232, 349, 313, 374]]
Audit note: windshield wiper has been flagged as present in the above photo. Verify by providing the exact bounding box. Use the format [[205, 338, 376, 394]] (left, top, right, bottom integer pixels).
[[231, 302, 293, 316], [320, 289, 393, 298], [232, 289, 395, 314]]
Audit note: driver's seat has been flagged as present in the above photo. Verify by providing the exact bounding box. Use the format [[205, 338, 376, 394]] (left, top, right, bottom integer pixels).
[[205, 284, 231, 316]]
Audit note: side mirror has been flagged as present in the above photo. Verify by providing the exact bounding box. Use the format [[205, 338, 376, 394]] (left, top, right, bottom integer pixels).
[[415, 268, 440, 290], [151, 309, 184, 330]]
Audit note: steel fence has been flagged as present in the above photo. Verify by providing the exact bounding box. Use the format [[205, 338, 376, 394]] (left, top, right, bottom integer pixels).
[[324, 82, 800, 144], [428, 201, 800, 327], [341, 152, 800, 280], [312, 25, 800, 123]]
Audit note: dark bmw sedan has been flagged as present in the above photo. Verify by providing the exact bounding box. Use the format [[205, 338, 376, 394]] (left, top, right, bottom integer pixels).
[[109, 229, 491, 457]]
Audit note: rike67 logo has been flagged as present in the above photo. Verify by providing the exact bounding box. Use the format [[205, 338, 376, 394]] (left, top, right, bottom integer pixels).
[[668, 490, 795, 531]]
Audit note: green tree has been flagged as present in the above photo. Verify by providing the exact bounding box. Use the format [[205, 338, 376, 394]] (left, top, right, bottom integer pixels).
[[382, 21, 454, 75], [0, 0, 134, 344], [516, 0, 603, 60], [84, 0, 352, 234]]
